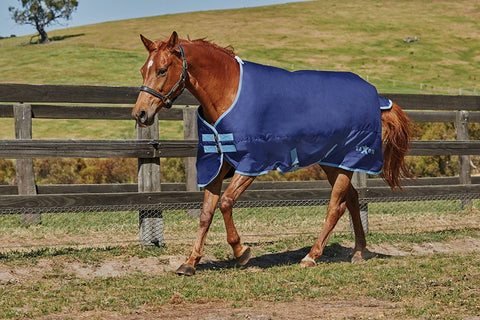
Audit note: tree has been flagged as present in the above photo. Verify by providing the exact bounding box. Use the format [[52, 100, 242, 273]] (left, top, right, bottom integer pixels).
[[9, 0, 78, 44]]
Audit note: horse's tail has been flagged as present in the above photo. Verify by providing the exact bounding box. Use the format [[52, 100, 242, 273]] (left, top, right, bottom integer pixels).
[[381, 102, 413, 190]]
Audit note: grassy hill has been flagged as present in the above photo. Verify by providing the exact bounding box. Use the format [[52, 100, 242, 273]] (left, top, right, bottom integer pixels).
[[0, 0, 478, 94]]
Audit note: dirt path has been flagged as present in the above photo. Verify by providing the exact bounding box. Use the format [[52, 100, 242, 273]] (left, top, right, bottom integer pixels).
[[123, 299, 399, 320], [1, 237, 479, 282], [34, 298, 400, 320]]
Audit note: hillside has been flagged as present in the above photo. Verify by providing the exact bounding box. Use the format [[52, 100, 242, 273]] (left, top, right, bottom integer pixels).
[[0, 0, 478, 94]]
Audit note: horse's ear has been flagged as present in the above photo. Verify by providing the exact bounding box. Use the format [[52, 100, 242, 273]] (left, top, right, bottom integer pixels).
[[140, 34, 156, 52], [167, 31, 179, 51]]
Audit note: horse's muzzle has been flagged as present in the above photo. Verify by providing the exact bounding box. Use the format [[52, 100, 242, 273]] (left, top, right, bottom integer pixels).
[[139, 110, 148, 126], [132, 108, 154, 127]]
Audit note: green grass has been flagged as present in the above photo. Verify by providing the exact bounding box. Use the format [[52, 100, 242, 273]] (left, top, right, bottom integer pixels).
[[0, 107, 186, 140], [0, 0, 478, 93], [0, 234, 479, 319], [1, 199, 479, 318], [0, 43, 143, 85], [32, 119, 136, 139], [1, 198, 479, 252]]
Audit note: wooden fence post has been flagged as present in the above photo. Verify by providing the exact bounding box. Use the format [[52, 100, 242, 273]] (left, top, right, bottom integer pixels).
[[183, 106, 201, 218], [350, 171, 368, 233], [456, 110, 472, 208], [137, 114, 163, 246], [14, 103, 40, 225]]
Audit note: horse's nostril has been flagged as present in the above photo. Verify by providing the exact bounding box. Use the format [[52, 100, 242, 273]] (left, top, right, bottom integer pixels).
[[139, 110, 147, 123]]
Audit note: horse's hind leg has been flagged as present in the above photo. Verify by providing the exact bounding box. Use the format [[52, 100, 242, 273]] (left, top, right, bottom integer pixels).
[[328, 169, 366, 263], [219, 173, 256, 266], [300, 166, 351, 267], [345, 183, 366, 263]]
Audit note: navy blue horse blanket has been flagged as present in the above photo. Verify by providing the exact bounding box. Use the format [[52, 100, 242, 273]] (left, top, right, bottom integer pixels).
[[196, 57, 392, 187]]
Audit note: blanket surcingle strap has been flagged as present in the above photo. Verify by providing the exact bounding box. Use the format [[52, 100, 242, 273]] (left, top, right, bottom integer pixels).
[[196, 57, 392, 187]]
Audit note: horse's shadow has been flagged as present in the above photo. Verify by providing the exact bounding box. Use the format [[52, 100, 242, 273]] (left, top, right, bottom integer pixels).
[[196, 243, 391, 271]]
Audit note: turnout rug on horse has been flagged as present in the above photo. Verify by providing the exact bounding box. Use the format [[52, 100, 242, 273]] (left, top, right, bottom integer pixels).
[[196, 57, 392, 187]]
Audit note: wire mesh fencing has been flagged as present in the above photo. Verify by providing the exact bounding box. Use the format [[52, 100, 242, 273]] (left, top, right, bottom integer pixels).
[[1, 193, 479, 253]]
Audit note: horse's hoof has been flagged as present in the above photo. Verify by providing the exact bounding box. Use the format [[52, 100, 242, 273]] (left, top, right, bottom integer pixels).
[[299, 260, 316, 268], [175, 264, 195, 276], [351, 253, 364, 264], [236, 246, 251, 266], [300, 255, 316, 268]]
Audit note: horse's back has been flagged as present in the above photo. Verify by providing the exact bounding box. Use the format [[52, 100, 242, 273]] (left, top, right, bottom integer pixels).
[[238, 61, 381, 136]]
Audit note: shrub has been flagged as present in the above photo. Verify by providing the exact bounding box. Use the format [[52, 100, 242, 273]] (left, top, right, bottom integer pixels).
[[81, 158, 137, 184], [160, 158, 185, 183], [0, 159, 16, 185], [34, 158, 138, 184]]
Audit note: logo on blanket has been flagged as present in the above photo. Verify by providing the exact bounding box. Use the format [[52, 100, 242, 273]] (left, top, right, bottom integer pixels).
[[356, 145, 375, 155]]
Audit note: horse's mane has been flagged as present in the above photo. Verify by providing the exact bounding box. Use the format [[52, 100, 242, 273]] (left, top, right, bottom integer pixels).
[[181, 37, 236, 58]]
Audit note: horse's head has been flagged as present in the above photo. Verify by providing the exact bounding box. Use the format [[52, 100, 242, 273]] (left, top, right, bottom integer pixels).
[[132, 31, 188, 127]]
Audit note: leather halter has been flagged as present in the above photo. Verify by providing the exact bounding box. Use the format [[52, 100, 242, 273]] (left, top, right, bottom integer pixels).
[[139, 44, 188, 109]]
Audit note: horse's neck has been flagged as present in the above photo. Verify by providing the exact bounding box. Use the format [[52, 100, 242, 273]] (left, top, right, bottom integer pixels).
[[183, 43, 240, 124]]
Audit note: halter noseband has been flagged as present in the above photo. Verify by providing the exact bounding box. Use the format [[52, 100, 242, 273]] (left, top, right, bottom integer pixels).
[[139, 44, 188, 109]]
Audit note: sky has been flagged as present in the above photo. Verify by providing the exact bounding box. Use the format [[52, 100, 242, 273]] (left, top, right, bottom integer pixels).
[[1, 0, 308, 37]]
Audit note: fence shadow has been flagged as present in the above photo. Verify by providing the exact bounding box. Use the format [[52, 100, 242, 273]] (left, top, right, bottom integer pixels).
[[196, 243, 391, 271]]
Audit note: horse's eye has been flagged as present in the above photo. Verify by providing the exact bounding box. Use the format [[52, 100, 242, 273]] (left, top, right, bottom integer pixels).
[[157, 68, 167, 77]]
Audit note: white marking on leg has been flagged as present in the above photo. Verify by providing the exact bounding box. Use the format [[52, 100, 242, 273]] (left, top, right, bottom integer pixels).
[[147, 60, 153, 69], [301, 254, 316, 265]]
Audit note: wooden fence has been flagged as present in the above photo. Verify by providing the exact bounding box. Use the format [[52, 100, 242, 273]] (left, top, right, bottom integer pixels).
[[0, 83, 479, 241]]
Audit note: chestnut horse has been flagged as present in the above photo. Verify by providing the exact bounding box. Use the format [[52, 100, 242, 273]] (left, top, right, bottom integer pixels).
[[132, 32, 412, 276]]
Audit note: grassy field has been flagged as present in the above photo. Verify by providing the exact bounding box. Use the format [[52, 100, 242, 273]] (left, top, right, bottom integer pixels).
[[1, 199, 480, 318], [0, 230, 479, 319], [0, 0, 478, 92]]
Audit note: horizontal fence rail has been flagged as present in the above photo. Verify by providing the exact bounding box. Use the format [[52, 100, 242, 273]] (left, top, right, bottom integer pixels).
[[0, 104, 185, 120], [1, 106, 480, 123], [1, 184, 480, 210], [1, 176, 480, 195], [0, 83, 198, 105], [1, 83, 479, 108], [1, 139, 480, 159], [0, 139, 161, 158], [408, 141, 480, 155], [0, 139, 198, 158]]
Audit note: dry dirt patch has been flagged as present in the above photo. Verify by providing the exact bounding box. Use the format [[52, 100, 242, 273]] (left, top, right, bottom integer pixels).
[[135, 299, 399, 320], [1, 237, 479, 283], [35, 299, 399, 320], [369, 236, 480, 257]]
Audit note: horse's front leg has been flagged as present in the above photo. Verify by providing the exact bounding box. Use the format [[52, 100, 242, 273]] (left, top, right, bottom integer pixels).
[[175, 164, 231, 276], [219, 173, 256, 266]]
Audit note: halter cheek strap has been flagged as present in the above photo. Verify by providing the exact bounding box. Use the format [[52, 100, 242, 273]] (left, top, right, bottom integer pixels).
[[139, 44, 188, 109]]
